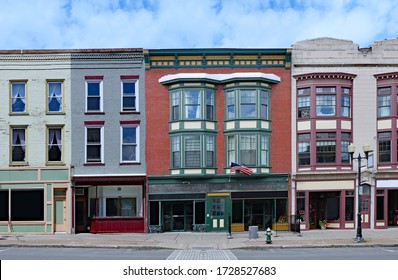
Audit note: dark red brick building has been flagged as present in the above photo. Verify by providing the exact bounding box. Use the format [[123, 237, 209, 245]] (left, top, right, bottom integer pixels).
[[145, 49, 291, 232]]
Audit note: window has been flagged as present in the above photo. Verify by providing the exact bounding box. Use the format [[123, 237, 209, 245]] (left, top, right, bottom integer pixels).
[[48, 127, 62, 162], [205, 135, 215, 167], [240, 90, 256, 118], [11, 190, 44, 221], [341, 132, 351, 163], [185, 135, 200, 167], [0, 191, 8, 221], [11, 81, 27, 113], [226, 91, 235, 119], [316, 132, 336, 163], [345, 191, 354, 221], [298, 87, 310, 119], [378, 87, 391, 117], [86, 80, 103, 112], [121, 80, 137, 112], [260, 135, 269, 166], [121, 126, 138, 162], [171, 91, 180, 121], [260, 90, 269, 119], [341, 87, 351, 117], [240, 135, 256, 166], [171, 136, 180, 168], [206, 90, 214, 120], [106, 197, 136, 216], [376, 190, 384, 220], [171, 89, 215, 121], [316, 87, 336, 116], [47, 81, 63, 112], [227, 135, 236, 165], [298, 133, 311, 166], [185, 90, 201, 119], [86, 126, 103, 163], [11, 128, 26, 163], [378, 131, 391, 163]]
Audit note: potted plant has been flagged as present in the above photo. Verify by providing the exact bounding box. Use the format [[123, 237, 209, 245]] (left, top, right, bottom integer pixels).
[[319, 219, 328, 230]]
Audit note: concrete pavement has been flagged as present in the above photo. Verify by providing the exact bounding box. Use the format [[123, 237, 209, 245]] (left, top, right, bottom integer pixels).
[[0, 228, 397, 250]]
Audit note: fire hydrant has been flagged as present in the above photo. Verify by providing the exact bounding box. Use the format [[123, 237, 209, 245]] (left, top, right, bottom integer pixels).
[[265, 227, 272, 244]]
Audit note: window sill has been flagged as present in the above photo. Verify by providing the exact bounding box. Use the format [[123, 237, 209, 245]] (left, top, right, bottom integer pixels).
[[46, 162, 66, 166], [9, 162, 29, 167], [84, 163, 105, 166], [120, 111, 140, 115], [85, 112, 105, 115], [9, 113, 29, 116], [120, 162, 141, 165], [46, 112, 66, 115]]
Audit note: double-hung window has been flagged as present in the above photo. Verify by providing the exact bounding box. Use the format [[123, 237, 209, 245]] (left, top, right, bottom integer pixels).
[[47, 81, 63, 113], [48, 127, 63, 163], [121, 78, 138, 112], [240, 135, 256, 166], [226, 91, 235, 119], [86, 126, 103, 163], [378, 87, 391, 117], [185, 90, 201, 119], [316, 132, 336, 164], [184, 135, 201, 167], [11, 81, 27, 113], [298, 87, 310, 118], [298, 133, 311, 166], [86, 78, 103, 112], [240, 90, 256, 118], [378, 131, 391, 163], [11, 127, 27, 163], [121, 125, 139, 163], [341, 87, 351, 117]]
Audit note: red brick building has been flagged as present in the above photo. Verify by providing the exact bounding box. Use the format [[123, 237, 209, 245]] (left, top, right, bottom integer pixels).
[[145, 49, 291, 232]]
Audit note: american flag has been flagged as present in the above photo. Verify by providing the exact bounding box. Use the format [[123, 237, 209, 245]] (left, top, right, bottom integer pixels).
[[230, 162, 253, 176]]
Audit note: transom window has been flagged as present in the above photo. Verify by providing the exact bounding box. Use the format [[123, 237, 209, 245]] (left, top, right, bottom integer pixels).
[[47, 81, 63, 113], [11, 81, 27, 113]]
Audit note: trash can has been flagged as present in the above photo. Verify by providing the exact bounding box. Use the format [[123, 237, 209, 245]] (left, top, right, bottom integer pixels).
[[248, 226, 258, 239]]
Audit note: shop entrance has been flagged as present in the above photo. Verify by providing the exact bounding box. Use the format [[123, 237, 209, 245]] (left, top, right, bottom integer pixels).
[[163, 201, 193, 231], [309, 191, 340, 229], [244, 200, 273, 231], [75, 188, 88, 233], [207, 194, 231, 231], [388, 190, 398, 226]]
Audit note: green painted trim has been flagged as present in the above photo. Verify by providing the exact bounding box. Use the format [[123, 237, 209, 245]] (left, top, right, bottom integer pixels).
[[0, 225, 8, 232], [41, 169, 69, 181], [148, 173, 288, 185], [0, 169, 38, 182], [8, 224, 46, 232], [47, 184, 52, 201], [145, 48, 292, 69], [46, 224, 52, 233], [47, 204, 52, 222], [0, 184, 44, 189]]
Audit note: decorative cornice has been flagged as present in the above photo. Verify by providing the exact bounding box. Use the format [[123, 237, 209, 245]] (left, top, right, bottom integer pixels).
[[374, 72, 398, 80], [293, 72, 357, 81]]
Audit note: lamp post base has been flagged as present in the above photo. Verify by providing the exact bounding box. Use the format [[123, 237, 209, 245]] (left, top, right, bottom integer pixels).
[[353, 236, 365, 243]]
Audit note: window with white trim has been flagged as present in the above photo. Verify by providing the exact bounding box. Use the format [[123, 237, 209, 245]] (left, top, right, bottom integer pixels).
[[86, 80, 103, 112], [121, 80, 138, 112], [121, 125, 139, 162], [86, 126, 103, 163]]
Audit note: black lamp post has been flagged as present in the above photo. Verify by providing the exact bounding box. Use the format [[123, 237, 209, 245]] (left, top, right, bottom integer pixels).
[[348, 143, 372, 242]]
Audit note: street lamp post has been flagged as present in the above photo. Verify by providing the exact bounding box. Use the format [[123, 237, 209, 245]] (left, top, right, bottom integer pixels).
[[348, 143, 372, 242]]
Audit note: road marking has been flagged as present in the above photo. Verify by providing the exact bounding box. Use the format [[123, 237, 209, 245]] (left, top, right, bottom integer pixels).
[[167, 249, 238, 260]]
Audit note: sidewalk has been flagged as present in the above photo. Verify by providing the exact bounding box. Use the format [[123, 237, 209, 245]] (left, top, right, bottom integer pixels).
[[0, 228, 397, 250]]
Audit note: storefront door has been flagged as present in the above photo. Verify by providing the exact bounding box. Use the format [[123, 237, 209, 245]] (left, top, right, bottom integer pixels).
[[207, 193, 231, 232], [359, 185, 371, 228], [54, 197, 66, 232], [163, 202, 193, 231]]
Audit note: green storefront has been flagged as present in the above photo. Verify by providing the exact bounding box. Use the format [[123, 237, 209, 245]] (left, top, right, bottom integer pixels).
[[148, 174, 289, 233]]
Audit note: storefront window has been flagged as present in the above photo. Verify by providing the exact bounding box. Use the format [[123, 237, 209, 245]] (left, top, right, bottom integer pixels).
[[376, 190, 384, 220], [345, 191, 354, 221], [106, 197, 136, 216]]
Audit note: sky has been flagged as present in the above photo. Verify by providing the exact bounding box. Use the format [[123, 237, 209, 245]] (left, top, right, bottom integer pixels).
[[0, 0, 397, 50]]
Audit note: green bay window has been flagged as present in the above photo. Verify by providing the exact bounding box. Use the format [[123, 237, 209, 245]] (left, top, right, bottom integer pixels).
[[226, 87, 270, 120]]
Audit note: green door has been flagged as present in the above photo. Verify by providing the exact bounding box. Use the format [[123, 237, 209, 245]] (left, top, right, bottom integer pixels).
[[207, 193, 231, 232]]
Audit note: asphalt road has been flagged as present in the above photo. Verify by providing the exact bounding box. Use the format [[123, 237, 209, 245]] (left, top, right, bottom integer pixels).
[[1, 246, 398, 260]]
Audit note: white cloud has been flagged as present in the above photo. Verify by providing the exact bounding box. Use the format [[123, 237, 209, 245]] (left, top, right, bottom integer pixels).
[[0, 0, 397, 50]]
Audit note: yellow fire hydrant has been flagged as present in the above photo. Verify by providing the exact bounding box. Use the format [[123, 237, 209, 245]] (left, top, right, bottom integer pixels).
[[265, 227, 272, 244]]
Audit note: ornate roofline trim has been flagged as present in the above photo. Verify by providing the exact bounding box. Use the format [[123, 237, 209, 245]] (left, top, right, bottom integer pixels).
[[374, 72, 398, 80], [293, 72, 357, 80]]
